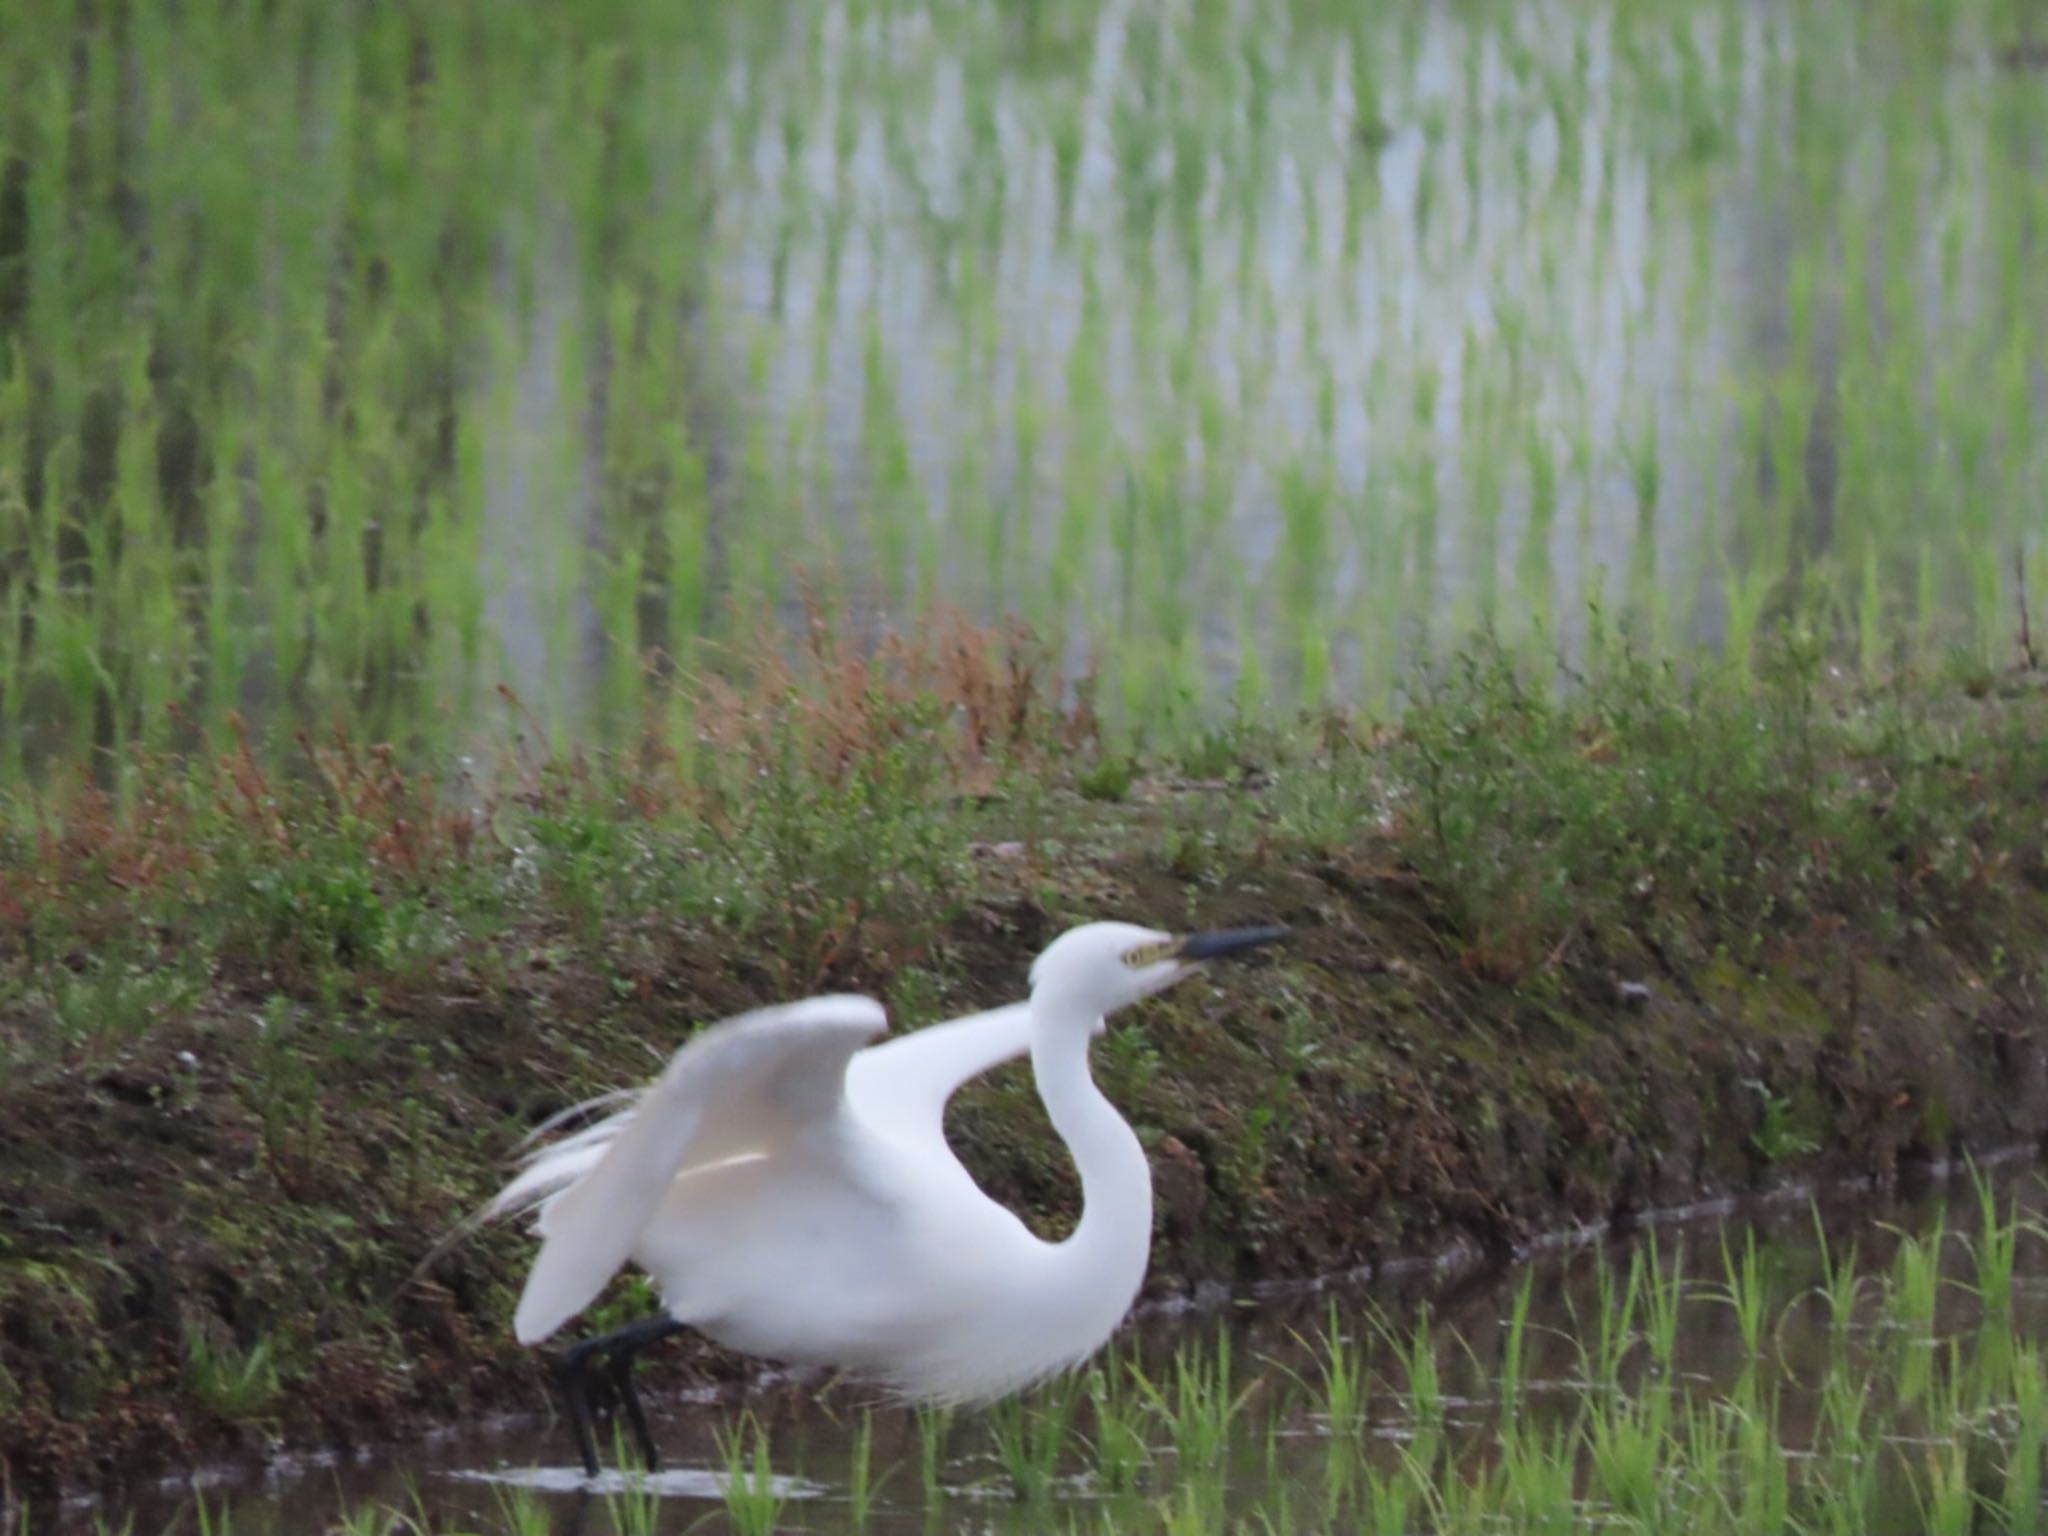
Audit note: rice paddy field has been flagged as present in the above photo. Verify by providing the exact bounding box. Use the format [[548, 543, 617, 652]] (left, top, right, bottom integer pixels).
[[10, 1, 2048, 1532], [1, 0, 2044, 777], [41, 1165, 2048, 1535]]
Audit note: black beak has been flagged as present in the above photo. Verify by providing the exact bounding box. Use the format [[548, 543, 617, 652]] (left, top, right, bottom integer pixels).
[[1178, 925, 1292, 961]]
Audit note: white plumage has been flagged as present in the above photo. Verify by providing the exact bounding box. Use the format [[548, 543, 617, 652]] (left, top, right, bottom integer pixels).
[[487, 920, 1285, 1421]]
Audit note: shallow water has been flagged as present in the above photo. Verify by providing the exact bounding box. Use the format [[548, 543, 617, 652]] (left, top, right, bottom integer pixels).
[[2, 0, 2044, 768], [65, 1156, 2048, 1535]]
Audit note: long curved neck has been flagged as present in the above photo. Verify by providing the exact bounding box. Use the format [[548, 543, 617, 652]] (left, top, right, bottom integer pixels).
[[1028, 996, 1153, 1320]]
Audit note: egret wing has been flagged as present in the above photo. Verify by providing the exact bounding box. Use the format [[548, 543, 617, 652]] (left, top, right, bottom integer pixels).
[[509, 994, 888, 1344], [843, 1001, 1033, 1142]]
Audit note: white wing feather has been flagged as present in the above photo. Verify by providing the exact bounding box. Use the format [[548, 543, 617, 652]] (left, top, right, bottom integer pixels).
[[842, 1002, 1034, 1142], [503, 995, 888, 1344]]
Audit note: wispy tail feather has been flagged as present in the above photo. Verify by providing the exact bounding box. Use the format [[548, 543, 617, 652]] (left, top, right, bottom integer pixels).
[[485, 1116, 632, 1224], [484, 1091, 641, 1223], [513, 1086, 640, 1153], [403, 1088, 643, 1295]]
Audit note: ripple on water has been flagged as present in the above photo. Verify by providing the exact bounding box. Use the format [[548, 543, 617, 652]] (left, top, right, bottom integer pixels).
[[446, 1464, 831, 1500]]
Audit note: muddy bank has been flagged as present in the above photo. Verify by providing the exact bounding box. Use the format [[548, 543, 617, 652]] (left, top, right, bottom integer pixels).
[[5, 844, 2047, 1497], [6, 644, 2048, 1495]]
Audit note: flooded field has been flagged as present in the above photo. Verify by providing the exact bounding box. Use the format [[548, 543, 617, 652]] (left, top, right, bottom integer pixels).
[[56, 1160, 2048, 1535], [2, 0, 2045, 771]]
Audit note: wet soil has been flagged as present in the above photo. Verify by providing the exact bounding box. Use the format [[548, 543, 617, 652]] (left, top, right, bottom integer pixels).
[[3, 823, 2046, 1498]]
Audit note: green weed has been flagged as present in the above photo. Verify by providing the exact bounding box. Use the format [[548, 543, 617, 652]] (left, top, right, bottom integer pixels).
[[181, 1325, 282, 1421]]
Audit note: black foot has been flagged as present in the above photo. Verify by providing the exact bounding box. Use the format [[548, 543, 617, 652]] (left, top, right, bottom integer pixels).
[[552, 1313, 687, 1477]]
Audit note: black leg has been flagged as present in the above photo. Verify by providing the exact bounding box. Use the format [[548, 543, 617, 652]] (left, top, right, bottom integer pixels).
[[553, 1347, 604, 1478], [605, 1314, 685, 1471], [551, 1313, 686, 1477], [606, 1348, 661, 1471]]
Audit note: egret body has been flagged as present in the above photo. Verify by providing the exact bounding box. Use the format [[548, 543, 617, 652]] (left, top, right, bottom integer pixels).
[[486, 920, 1287, 1473]]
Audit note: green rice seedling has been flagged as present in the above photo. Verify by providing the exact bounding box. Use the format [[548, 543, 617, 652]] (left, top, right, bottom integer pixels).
[[325, 1501, 388, 1536], [1805, 1422, 1882, 1536], [1409, 1436, 1502, 1536], [717, 1413, 785, 1536], [1283, 1305, 1369, 1520], [593, 1473, 661, 1536], [987, 1372, 1084, 1501], [1084, 1353, 1152, 1497], [1894, 1324, 1938, 1411], [486, 1482, 552, 1536], [1151, 1476, 1221, 1536], [1726, 1396, 1793, 1536], [1576, 1245, 1645, 1388], [1960, 1161, 2025, 1322], [1156, 1464, 1229, 1536], [1884, 1221, 1946, 1340], [1674, 1395, 1738, 1517], [386, 1482, 480, 1536], [1494, 1269, 1536, 1422], [1914, 1433, 1978, 1536], [1723, 564, 1776, 680], [846, 1406, 891, 1527], [1817, 1347, 1871, 1447], [1518, 427, 1560, 625], [1357, 1451, 1422, 1536], [1809, 1209, 1865, 1342], [1639, 1233, 1685, 1376], [1243, 1471, 1298, 1536], [1277, 1304, 1368, 1452], [1493, 1419, 1578, 1536], [1956, 1329, 2008, 1441], [1386, 1307, 1445, 1435], [1974, 1297, 2020, 1408], [1583, 1385, 1673, 1528], [1999, 1343, 2046, 1536], [915, 1402, 952, 1507], [1131, 1331, 1255, 1476], [1710, 1227, 1771, 1359]]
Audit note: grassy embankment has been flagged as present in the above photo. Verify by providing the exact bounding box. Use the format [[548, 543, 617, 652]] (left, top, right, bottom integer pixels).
[[3, 620, 2048, 1493]]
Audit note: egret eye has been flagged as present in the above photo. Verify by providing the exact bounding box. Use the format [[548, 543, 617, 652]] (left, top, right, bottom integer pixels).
[[1121, 940, 1177, 969]]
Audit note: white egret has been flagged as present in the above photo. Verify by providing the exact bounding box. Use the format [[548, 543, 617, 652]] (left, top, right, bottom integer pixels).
[[482, 919, 1289, 1474]]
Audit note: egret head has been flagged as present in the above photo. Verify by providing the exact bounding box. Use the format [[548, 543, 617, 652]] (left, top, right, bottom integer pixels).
[[1028, 920, 1290, 1018]]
